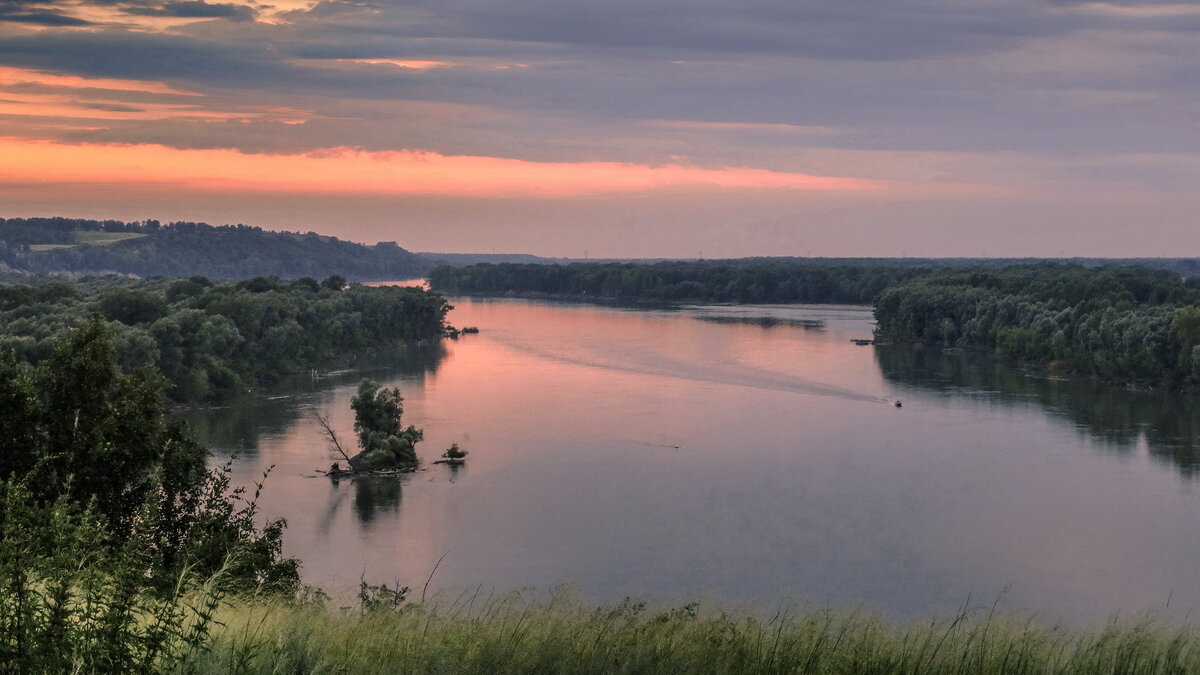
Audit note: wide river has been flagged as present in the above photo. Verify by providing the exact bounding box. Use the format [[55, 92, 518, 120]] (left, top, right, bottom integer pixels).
[[186, 298, 1200, 623]]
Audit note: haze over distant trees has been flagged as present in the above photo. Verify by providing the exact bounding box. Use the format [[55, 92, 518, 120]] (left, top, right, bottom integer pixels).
[[429, 260, 940, 304], [0, 217, 431, 280]]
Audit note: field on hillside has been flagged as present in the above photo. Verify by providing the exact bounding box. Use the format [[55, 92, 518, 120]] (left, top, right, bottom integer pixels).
[[28, 230, 145, 251]]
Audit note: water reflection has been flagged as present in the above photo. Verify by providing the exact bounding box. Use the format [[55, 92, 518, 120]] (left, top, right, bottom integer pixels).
[[875, 344, 1200, 477], [694, 316, 825, 330], [184, 342, 447, 453], [180, 299, 1200, 622], [348, 476, 404, 523]]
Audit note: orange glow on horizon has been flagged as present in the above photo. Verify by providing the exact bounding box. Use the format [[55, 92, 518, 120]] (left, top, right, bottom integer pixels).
[[0, 137, 882, 198]]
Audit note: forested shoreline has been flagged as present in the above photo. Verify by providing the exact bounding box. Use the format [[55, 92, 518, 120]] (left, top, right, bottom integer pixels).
[[874, 265, 1200, 388], [431, 260, 1200, 390], [0, 274, 451, 401], [429, 260, 940, 304]]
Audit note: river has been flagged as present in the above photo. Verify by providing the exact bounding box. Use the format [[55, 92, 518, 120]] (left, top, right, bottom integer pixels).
[[184, 297, 1200, 622]]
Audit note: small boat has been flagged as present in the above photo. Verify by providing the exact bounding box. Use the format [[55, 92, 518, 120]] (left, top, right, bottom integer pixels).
[[894, 400, 903, 408]]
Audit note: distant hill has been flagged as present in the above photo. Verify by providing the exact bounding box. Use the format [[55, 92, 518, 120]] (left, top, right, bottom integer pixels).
[[6, 216, 1200, 282], [0, 217, 430, 281]]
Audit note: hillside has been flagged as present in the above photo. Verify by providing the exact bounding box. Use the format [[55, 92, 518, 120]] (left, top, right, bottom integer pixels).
[[0, 217, 430, 280]]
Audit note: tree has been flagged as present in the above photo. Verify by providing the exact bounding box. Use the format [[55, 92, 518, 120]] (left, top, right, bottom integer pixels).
[[0, 351, 40, 479], [347, 379, 423, 471], [0, 316, 298, 592], [97, 288, 168, 325]]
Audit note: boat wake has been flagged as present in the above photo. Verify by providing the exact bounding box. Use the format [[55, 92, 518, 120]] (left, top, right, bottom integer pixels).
[[489, 334, 891, 405]]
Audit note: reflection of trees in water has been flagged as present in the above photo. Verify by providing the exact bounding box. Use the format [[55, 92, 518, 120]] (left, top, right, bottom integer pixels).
[[181, 341, 448, 452], [875, 344, 1200, 477], [694, 316, 825, 330], [351, 477, 403, 523]]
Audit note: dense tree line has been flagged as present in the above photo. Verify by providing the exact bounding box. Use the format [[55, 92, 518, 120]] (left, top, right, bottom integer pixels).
[[0, 275, 451, 401], [873, 264, 1200, 387], [0, 217, 431, 280], [429, 261, 939, 304]]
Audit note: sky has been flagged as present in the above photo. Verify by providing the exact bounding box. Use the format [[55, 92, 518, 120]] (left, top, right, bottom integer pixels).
[[0, 1, 1198, 257]]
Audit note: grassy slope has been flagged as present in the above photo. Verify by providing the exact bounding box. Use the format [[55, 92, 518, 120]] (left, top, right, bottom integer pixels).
[[193, 594, 1200, 674], [74, 230, 146, 245], [28, 231, 146, 251]]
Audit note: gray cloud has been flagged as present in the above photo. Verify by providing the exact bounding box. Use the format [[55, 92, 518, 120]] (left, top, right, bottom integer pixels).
[[76, 101, 146, 112], [125, 1, 256, 20], [0, 0, 92, 25], [270, 0, 1054, 62], [2, 0, 1200, 192]]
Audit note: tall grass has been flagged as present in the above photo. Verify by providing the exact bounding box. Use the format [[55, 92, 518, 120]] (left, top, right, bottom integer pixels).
[[193, 590, 1200, 674]]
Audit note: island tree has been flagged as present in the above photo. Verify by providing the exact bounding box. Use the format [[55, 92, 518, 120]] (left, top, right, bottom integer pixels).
[[347, 379, 423, 471]]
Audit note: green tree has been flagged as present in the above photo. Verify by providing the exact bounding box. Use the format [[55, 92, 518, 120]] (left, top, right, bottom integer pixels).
[[0, 316, 299, 592], [97, 288, 167, 325], [0, 351, 40, 479], [348, 379, 422, 470]]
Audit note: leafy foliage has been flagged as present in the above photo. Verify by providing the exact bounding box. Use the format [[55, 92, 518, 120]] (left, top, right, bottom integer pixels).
[[0, 275, 452, 401], [430, 260, 938, 304], [0, 483, 221, 674], [0, 320, 299, 672], [0, 318, 298, 587], [348, 379, 423, 470], [874, 264, 1200, 387]]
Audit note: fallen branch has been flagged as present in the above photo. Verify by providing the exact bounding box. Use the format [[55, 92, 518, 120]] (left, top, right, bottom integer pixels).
[[314, 411, 353, 465]]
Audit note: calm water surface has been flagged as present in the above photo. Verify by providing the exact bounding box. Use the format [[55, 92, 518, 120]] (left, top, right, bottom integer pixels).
[[185, 298, 1200, 622]]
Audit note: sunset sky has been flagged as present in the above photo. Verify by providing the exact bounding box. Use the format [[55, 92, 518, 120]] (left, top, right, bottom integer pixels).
[[1, 1, 1198, 257]]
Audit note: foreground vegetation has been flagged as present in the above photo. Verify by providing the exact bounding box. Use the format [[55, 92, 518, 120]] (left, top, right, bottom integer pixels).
[[179, 592, 1200, 674], [0, 319, 298, 672], [0, 274, 451, 401]]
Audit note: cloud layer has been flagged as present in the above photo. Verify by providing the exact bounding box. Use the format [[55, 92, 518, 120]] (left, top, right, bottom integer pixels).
[[0, 0, 1198, 255]]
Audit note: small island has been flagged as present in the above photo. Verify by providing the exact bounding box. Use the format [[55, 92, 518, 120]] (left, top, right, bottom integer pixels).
[[434, 442, 468, 466], [318, 379, 468, 477]]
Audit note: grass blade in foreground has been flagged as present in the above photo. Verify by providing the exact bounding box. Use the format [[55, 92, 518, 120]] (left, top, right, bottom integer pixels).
[[195, 592, 1200, 674]]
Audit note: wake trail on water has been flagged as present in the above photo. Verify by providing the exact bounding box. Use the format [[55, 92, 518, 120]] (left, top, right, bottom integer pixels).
[[488, 334, 891, 405]]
